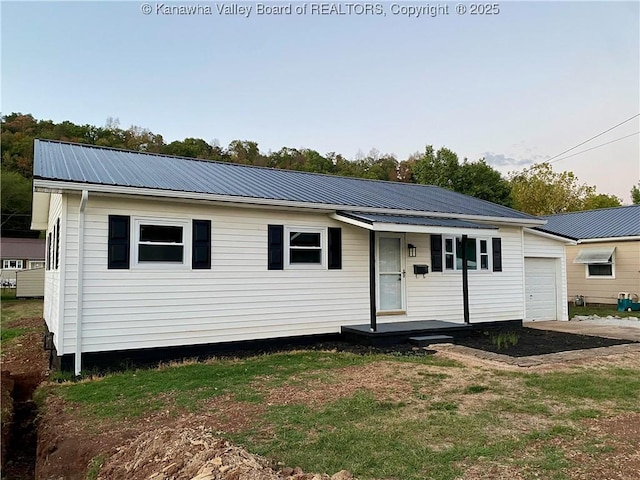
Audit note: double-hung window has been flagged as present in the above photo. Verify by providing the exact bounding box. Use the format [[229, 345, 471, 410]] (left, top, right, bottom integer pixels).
[[134, 219, 188, 266], [443, 236, 490, 271], [286, 227, 325, 267], [2, 260, 23, 270]]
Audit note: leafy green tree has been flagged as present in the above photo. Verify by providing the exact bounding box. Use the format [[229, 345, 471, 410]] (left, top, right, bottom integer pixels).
[[1, 169, 34, 237], [413, 146, 512, 206], [631, 183, 640, 204], [509, 163, 595, 215], [582, 193, 622, 210]]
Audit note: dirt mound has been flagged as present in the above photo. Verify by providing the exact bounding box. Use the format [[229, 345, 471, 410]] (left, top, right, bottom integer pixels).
[[98, 426, 353, 480]]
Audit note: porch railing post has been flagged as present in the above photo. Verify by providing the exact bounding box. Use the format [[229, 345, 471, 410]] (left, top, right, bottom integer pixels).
[[369, 230, 377, 332], [461, 234, 470, 324]]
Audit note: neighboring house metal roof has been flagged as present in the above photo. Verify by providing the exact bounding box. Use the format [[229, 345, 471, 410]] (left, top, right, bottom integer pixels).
[[540, 205, 640, 240], [0, 238, 46, 260], [33, 139, 537, 221], [338, 212, 495, 229]]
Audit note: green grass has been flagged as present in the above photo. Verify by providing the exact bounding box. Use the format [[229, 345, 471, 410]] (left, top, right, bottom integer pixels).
[[0, 298, 44, 349], [525, 368, 640, 406], [44, 346, 640, 480], [55, 351, 454, 419], [569, 304, 640, 318]]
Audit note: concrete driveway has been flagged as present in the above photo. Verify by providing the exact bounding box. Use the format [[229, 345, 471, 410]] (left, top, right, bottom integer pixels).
[[526, 319, 640, 342]]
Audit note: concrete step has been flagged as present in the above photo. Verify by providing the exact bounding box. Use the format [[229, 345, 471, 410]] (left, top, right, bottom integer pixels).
[[409, 335, 454, 347]]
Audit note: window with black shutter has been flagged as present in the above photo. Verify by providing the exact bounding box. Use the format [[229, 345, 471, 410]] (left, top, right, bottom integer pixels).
[[108, 215, 130, 269], [192, 220, 211, 269], [328, 227, 342, 270], [430, 234, 442, 272], [267, 225, 284, 270], [492, 238, 502, 272]]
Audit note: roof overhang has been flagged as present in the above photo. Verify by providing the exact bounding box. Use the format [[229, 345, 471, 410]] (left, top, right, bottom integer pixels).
[[31, 191, 50, 230], [33, 178, 546, 227], [525, 228, 577, 245], [574, 247, 616, 264], [332, 212, 499, 235], [577, 236, 640, 243]]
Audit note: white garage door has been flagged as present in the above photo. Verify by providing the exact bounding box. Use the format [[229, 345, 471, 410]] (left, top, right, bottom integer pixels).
[[525, 258, 557, 321]]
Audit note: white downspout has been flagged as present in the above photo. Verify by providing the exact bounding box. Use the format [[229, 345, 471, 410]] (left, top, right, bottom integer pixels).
[[75, 190, 88, 376]]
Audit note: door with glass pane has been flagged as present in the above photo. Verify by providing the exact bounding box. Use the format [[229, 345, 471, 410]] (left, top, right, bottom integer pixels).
[[377, 234, 405, 311]]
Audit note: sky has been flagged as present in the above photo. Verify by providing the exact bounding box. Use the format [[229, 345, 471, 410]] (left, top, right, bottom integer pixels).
[[2, 0, 639, 202]]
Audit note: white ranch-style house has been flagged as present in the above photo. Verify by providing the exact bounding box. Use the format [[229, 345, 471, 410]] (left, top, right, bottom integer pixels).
[[31, 140, 570, 373]]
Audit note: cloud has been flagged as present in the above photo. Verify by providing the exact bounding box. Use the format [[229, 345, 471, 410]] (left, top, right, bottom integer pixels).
[[483, 152, 536, 167]]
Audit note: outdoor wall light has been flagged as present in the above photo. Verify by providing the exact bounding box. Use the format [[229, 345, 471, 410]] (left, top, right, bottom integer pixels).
[[408, 244, 417, 257]]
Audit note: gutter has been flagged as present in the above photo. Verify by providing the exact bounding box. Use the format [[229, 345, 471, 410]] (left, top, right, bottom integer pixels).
[[75, 190, 88, 376], [32, 178, 546, 228]]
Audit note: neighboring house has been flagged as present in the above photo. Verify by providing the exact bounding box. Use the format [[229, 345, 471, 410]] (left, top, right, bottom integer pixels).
[[540, 205, 640, 306], [31, 140, 570, 373], [0, 237, 46, 287]]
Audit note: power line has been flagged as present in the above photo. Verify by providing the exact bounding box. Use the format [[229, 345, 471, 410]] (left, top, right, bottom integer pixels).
[[547, 113, 640, 162], [549, 131, 639, 164]]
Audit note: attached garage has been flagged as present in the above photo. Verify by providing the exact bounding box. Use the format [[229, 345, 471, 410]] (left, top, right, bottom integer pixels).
[[523, 229, 572, 321], [525, 258, 558, 321]]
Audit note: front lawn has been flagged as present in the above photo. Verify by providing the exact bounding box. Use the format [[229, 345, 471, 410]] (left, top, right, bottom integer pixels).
[[42, 346, 640, 480]]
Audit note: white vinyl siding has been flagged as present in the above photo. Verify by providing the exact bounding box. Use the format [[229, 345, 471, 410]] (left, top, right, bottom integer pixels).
[[398, 227, 525, 325], [60, 196, 370, 354], [43, 193, 64, 352], [523, 231, 569, 321]]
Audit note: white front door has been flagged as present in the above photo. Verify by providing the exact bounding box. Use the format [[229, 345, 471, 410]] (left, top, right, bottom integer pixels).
[[377, 234, 405, 312]]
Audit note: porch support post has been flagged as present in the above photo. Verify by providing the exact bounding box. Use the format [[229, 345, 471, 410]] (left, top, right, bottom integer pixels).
[[461, 234, 470, 324], [369, 230, 377, 332]]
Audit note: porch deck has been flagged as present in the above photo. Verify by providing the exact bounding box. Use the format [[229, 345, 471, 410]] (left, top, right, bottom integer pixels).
[[341, 319, 522, 346]]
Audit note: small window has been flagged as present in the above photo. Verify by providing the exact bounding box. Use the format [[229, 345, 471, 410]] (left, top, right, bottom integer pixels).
[[587, 264, 613, 277], [479, 240, 489, 270], [135, 220, 187, 265], [2, 260, 23, 270], [28, 261, 45, 269], [443, 237, 489, 272], [286, 227, 325, 267], [444, 238, 454, 270]]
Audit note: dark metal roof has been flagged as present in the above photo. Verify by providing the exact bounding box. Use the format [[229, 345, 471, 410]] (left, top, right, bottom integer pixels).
[[33, 139, 537, 220], [0, 238, 46, 259], [338, 212, 496, 229], [540, 205, 640, 240]]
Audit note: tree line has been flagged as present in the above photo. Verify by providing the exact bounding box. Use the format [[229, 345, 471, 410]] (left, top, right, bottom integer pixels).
[[1, 113, 635, 237]]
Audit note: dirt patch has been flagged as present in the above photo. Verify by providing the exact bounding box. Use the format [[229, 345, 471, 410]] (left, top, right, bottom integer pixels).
[[261, 361, 414, 408], [98, 426, 354, 480], [456, 328, 635, 357], [1, 317, 49, 479]]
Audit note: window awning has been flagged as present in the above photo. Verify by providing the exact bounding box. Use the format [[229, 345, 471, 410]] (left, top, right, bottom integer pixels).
[[574, 247, 615, 264], [332, 211, 498, 235]]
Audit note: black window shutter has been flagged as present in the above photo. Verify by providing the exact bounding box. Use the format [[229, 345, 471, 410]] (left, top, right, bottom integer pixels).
[[328, 227, 342, 270], [46, 233, 51, 270], [268, 225, 284, 270], [492, 237, 502, 272], [55, 218, 60, 269], [108, 215, 130, 269], [192, 220, 211, 269], [430, 234, 443, 272]]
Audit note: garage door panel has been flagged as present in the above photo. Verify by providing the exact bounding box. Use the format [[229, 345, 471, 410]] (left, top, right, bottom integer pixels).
[[525, 258, 557, 321]]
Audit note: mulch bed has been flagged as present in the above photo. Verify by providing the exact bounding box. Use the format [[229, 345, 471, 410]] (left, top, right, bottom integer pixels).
[[455, 327, 636, 357]]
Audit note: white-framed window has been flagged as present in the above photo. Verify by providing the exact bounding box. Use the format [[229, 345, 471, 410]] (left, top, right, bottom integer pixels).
[[133, 218, 190, 267], [2, 259, 23, 270], [285, 226, 326, 268], [443, 236, 490, 272], [28, 261, 45, 270], [575, 247, 615, 279]]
